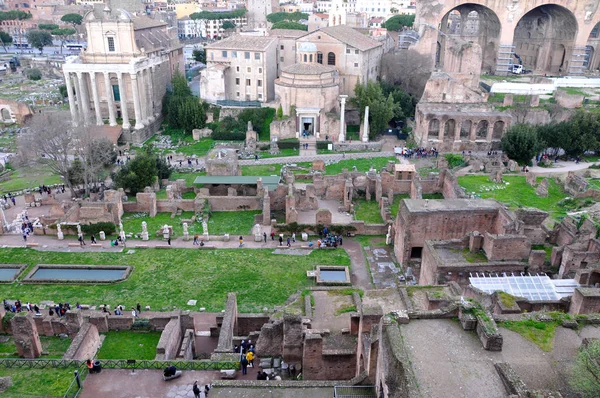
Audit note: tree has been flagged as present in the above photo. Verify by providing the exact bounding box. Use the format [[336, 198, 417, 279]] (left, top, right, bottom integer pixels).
[[0, 31, 12, 53], [26, 30, 53, 53], [352, 81, 398, 139], [18, 112, 78, 197], [500, 123, 543, 165], [221, 21, 235, 30], [569, 340, 600, 398], [74, 135, 117, 197], [38, 23, 59, 31], [163, 71, 206, 133], [51, 27, 76, 54], [192, 49, 205, 64], [271, 21, 307, 31], [0, 10, 31, 53], [382, 14, 415, 31], [266, 12, 308, 23], [61, 13, 82, 42], [277, 105, 284, 120], [26, 68, 42, 80], [113, 147, 160, 195]]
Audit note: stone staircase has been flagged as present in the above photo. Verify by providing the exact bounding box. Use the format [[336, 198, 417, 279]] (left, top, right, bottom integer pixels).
[[299, 136, 317, 156]]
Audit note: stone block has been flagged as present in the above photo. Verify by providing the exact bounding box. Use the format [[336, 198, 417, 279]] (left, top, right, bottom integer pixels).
[[503, 94, 513, 107], [312, 160, 325, 171], [535, 178, 549, 197], [315, 208, 332, 225], [528, 250, 546, 266], [469, 231, 483, 253]]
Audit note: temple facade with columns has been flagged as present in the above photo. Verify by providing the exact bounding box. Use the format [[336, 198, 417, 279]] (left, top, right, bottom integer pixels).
[[62, 7, 184, 143]]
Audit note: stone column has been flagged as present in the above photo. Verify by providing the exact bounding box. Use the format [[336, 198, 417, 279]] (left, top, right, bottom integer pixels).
[[130, 72, 144, 130], [73, 72, 84, 122], [104, 72, 117, 126], [139, 69, 149, 124], [362, 105, 369, 142], [148, 67, 156, 120], [76, 72, 91, 124], [64, 71, 78, 125], [339, 95, 348, 142], [454, 120, 462, 141], [486, 122, 494, 142], [470, 120, 478, 141], [117, 73, 131, 129], [89, 72, 103, 126]]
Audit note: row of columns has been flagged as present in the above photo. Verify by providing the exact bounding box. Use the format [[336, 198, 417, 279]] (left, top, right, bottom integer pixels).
[[426, 119, 505, 142], [64, 67, 156, 130]]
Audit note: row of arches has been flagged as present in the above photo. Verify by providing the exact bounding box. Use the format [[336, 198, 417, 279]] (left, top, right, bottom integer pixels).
[[435, 3, 589, 75], [427, 118, 505, 140]]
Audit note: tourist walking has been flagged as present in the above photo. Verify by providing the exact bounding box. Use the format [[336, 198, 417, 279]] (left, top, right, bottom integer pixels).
[[22, 232, 27, 242], [246, 350, 255, 368], [279, 235, 283, 246], [131, 307, 138, 318], [90, 235, 97, 244], [78, 235, 86, 246], [270, 232, 275, 240], [167, 235, 171, 246], [287, 237, 291, 247], [239, 236, 244, 247], [240, 354, 249, 375], [193, 381, 201, 398], [292, 233, 296, 243], [136, 303, 141, 314], [263, 232, 267, 243], [193, 235, 199, 245]]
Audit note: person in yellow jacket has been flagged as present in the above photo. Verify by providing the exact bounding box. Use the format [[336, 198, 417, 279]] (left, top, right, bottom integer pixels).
[[246, 351, 254, 368]]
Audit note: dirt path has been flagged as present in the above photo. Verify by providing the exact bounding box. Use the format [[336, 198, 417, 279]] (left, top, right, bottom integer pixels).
[[343, 238, 373, 290]]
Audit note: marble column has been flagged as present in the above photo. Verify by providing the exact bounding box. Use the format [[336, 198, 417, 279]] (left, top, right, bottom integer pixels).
[[117, 73, 131, 129], [362, 105, 369, 142], [454, 120, 462, 141], [103, 72, 117, 126], [63, 72, 78, 125], [139, 69, 149, 124], [89, 72, 103, 126], [339, 95, 348, 142], [75, 72, 90, 125], [130, 72, 144, 130], [148, 67, 156, 120]]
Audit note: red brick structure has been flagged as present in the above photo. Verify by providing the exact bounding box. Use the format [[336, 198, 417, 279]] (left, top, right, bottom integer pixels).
[[569, 288, 600, 315], [11, 314, 43, 359]]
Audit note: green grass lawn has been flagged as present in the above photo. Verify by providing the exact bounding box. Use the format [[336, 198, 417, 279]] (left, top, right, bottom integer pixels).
[[0, 248, 350, 312], [354, 199, 384, 224], [391, 194, 410, 218], [457, 175, 583, 219], [241, 164, 283, 176], [500, 320, 559, 352], [208, 210, 260, 235], [352, 235, 387, 247], [169, 138, 215, 156], [0, 368, 80, 398], [171, 171, 207, 186], [325, 157, 397, 175], [155, 190, 196, 200], [97, 331, 161, 360], [258, 148, 299, 158], [0, 164, 62, 194], [0, 335, 71, 359]]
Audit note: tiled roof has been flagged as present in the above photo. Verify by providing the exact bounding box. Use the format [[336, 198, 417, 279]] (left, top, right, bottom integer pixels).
[[205, 35, 276, 51], [282, 63, 337, 75], [318, 25, 381, 51], [269, 29, 308, 38]]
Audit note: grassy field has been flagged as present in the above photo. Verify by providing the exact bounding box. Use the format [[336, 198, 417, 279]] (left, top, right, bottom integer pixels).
[[354, 199, 384, 224], [500, 320, 559, 352], [208, 210, 260, 235], [0, 368, 79, 398], [0, 164, 62, 194], [391, 194, 410, 218], [97, 331, 161, 360], [170, 171, 207, 186], [241, 164, 284, 176], [0, 248, 350, 312], [155, 190, 196, 200], [352, 235, 387, 247], [0, 335, 71, 358], [457, 175, 583, 219], [121, 212, 202, 238], [325, 157, 397, 175]]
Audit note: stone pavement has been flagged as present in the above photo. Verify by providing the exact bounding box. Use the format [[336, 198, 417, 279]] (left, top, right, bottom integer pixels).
[[238, 151, 396, 166], [365, 245, 403, 289]]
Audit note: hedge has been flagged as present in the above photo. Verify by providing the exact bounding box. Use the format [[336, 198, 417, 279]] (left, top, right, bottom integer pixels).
[[81, 222, 116, 236]]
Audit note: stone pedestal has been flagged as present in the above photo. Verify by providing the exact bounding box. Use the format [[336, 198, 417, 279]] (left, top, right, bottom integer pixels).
[[141, 232, 149, 241], [254, 234, 262, 242], [99, 231, 106, 241], [183, 232, 189, 241], [57, 232, 64, 240], [203, 233, 209, 242], [302, 233, 308, 241]]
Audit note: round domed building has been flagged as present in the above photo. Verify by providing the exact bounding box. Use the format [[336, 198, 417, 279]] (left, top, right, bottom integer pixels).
[[274, 41, 341, 139]]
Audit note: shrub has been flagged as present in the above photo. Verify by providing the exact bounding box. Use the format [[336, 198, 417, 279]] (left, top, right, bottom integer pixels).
[[277, 140, 299, 150], [316, 141, 330, 150], [81, 222, 116, 236], [444, 153, 465, 168], [2, 311, 15, 329], [26, 68, 42, 81]]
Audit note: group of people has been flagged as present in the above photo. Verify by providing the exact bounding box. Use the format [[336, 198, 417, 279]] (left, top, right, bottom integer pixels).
[[3, 192, 16, 206], [234, 339, 256, 375], [398, 147, 439, 159], [20, 212, 33, 242], [3, 299, 40, 314], [102, 302, 142, 317]]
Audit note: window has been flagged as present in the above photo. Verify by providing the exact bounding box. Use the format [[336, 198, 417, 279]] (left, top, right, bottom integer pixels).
[[222, 50, 227, 58], [236, 78, 240, 85], [246, 79, 251, 86], [259, 68, 262, 73], [317, 52, 323, 64], [257, 80, 262, 87], [232, 51, 237, 58], [280, 45, 284, 50], [247, 67, 251, 72], [346, 49, 351, 54], [310, 54, 313, 62], [255, 52, 260, 60], [355, 50, 359, 54], [303, 54, 307, 62], [317, 36, 321, 39], [258, 93, 263, 99], [354, 62, 358, 67], [280, 57, 284, 62], [236, 92, 240, 97], [236, 66, 240, 72], [245, 52, 250, 59], [327, 52, 336, 66], [107, 37, 115, 52]]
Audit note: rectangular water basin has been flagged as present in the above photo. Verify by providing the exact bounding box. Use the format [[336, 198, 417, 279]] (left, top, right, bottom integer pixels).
[[0, 264, 27, 283], [315, 266, 351, 285], [23, 264, 132, 284]]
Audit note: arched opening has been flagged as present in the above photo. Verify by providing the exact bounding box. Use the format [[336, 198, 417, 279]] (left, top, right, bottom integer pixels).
[[0, 108, 10, 122], [444, 119, 455, 139], [589, 270, 600, 287], [460, 120, 471, 138], [437, 4, 501, 74], [317, 52, 323, 64], [476, 120, 488, 138], [327, 52, 336, 66], [428, 119, 440, 137], [513, 5, 578, 75], [492, 121, 504, 139]]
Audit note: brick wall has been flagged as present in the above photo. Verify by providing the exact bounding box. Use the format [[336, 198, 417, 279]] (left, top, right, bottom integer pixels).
[[215, 293, 237, 353], [302, 333, 356, 380], [569, 288, 600, 314], [237, 314, 270, 336], [63, 323, 100, 360], [482, 233, 531, 261], [156, 317, 182, 360]]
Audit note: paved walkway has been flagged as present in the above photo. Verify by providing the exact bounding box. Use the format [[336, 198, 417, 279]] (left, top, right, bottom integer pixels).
[[238, 151, 396, 165]]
